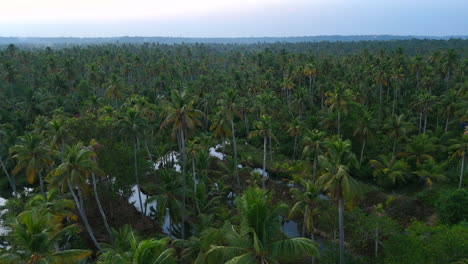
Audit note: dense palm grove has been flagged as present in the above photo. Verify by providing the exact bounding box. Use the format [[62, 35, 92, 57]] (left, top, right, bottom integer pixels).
[[0, 39, 467, 264]]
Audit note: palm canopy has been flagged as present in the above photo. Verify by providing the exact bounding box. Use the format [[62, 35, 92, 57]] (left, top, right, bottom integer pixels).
[[0, 209, 90, 264], [46, 142, 103, 191], [369, 154, 409, 185], [316, 138, 362, 201], [9, 133, 56, 184], [97, 225, 176, 264], [160, 90, 204, 138], [200, 186, 318, 264]]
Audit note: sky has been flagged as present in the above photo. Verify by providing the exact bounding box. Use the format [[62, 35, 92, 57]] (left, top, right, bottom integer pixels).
[[0, 0, 467, 37]]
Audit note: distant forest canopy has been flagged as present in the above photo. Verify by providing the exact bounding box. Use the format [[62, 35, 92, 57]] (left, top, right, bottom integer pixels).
[[0, 35, 468, 57]]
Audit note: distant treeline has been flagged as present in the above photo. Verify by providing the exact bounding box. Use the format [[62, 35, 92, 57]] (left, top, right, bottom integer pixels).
[[1, 37, 468, 57], [0, 35, 467, 46]]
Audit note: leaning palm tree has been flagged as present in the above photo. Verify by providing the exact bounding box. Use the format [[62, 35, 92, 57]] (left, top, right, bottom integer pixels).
[[161, 90, 203, 239], [449, 134, 468, 188], [0, 209, 91, 264], [316, 138, 362, 264], [47, 143, 103, 251], [200, 186, 318, 264], [97, 225, 176, 264], [10, 134, 56, 195]]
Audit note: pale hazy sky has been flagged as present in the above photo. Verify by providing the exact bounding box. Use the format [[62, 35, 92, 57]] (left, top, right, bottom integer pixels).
[[0, 0, 467, 37]]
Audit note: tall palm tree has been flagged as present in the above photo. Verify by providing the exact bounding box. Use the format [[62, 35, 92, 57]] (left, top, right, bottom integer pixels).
[[325, 82, 353, 136], [104, 73, 124, 107], [286, 117, 305, 160], [201, 186, 318, 263], [450, 134, 468, 188], [0, 209, 91, 264], [288, 178, 321, 247], [97, 225, 176, 264], [218, 88, 242, 189], [118, 107, 145, 216], [302, 129, 327, 183], [10, 134, 55, 196], [353, 109, 376, 166], [161, 90, 203, 239], [47, 143, 103, 251], [304, 63, 317, 106], [249, 115, 275, 189], [383, 114, 413, 159], [316, 138, 362, 264]]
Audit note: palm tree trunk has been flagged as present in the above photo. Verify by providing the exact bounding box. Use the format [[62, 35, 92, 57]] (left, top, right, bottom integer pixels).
[[231, 120, 240, 189], [309, 76, 314, 106], [445, 116, 449, 132], [180, 128, 187, 239], [92, 173, 113, 242], [293, 133, 298, 160], [312, 151, 318, 184], [423, 112, 428, 133], [392, 88, 397, 115], [338, 197, 345, 264], [269, 134, 273, 167], [419, 110, 423, 134], [374, 225, 379, 259], [359, 138, 366, 167], [337, 110, 341, 136], [302, 209, 307, 237], [378, 84, 383, 121], [133, 137, 144, 216], [311, 215, 316, 264], [0, 157, 16, 196], [176, 128, 187, 239], [192, 156, 201, 214], [67, 179, 102, 252], [39, 170, 45, 196], [459, 153, 465, 189], [392, 139, 397, 159], [262, 135, 267, 189]]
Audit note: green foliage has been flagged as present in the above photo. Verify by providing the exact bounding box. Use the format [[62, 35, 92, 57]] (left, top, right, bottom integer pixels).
[[435, 188, 468, 224], [383, 222, 468, 264]]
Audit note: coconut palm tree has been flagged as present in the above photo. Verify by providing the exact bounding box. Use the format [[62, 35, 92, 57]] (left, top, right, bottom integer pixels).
[[200, 186, 318, 264], [449, 134, 468, 188], [10, 134, 56, 196], [369, 154, 409, 185], [0, 209, 91, 264], [249, 115, 275, 189], [325, 82, 353, 136], [104, 73, 124, 107], [97, 225, 176, 264], [286, 117, 305, 160], [118, 107, 145, 216], [161, 90, 203, 239], [353, 109, 376, 166], [383, 114, 413, 159], [398, 134, 437, 166], [47, 143, 103, 251], [304, 63, 317, 106], [316, 138, 362, 264], [302, 129, 327, 183], [218, 88, 241, 189]]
